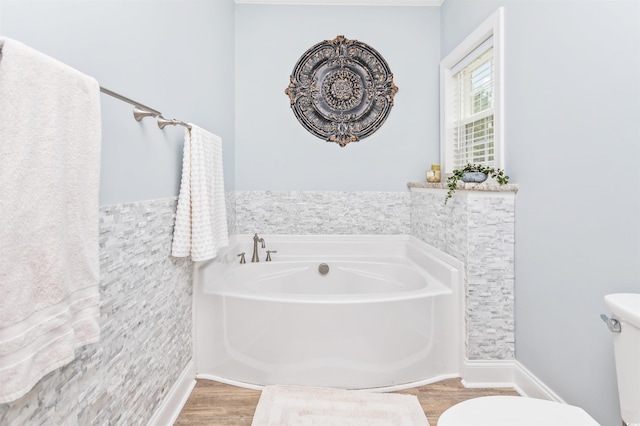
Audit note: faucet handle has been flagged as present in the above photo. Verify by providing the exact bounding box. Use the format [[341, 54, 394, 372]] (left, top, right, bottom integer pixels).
[[265, 250, 277, 262], [237, 252, 246, 264]]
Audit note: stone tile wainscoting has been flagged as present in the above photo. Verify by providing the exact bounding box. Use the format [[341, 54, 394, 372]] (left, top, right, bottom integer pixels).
[[410, 183, 517, 360], [0, 189, 515, 423], [234, 191, 410, 235], [0, 198, 193, 425]]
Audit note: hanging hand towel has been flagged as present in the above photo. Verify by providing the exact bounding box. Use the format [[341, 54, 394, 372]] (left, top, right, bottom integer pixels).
[[172, 125, 229, 261], [0, 38, 101, 403]]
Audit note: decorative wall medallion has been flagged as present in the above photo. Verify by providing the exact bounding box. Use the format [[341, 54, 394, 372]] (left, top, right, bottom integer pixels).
[[285, 35, 398, 147]]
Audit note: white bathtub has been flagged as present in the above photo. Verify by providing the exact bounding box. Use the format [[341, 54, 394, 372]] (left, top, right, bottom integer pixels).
[[194, 235, 463, 391]]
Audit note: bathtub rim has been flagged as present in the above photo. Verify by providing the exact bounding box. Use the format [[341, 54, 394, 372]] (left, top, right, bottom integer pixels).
[[204, 257, 453, 303], [199, 234, 465, 286]]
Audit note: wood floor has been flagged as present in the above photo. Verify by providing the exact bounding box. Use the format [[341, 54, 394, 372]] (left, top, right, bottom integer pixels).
[[174, 378, 519, 425]]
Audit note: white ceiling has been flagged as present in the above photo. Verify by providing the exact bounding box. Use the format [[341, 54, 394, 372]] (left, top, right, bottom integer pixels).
[[234, 0, 443, 6]]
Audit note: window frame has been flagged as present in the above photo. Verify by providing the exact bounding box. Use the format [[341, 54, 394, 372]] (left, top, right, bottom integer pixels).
[[440, 7, 505, 175]]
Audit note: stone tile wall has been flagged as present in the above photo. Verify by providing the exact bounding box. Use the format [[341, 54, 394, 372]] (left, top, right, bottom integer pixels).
[[0, 198, 193, 425], [410, 187, 516, 360], [410, 188, 469, 259], [234, 191, 410, 235], [0, 187, 515, 425], [226, 191, 237, 235]]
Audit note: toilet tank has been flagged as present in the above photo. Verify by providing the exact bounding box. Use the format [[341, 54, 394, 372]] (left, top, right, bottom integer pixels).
[[605, 293, 640, 426]]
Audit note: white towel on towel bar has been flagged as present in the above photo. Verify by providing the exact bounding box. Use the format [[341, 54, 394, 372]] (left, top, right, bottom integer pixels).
[[0, 38, 101, 403], [172, 125, 229, 261]]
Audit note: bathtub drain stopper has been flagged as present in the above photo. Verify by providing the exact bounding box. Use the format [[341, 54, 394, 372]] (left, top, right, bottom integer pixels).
[[318, 263, 330, 275]]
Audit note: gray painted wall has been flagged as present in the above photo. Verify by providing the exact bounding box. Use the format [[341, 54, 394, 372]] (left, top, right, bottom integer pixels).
[[3, 1, 640, 424], [441, 1, 640, 425], [1, 0, 236, 206], [234, 4, 440, 191]]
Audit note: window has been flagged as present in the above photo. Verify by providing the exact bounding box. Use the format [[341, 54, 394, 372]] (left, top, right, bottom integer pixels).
[[441, 8, 504, 175]]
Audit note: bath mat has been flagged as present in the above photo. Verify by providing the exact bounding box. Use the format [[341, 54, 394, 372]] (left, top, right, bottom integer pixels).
[[251, 385, 429, 426]]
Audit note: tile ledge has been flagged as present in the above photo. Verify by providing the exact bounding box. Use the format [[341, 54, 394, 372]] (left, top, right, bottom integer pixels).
[[407, 181, 519, 192]]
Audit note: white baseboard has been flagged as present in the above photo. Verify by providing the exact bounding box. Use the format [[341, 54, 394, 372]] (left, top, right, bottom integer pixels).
[[462, 359, 517, 388], [462, 359, 565, 403], [148, 360, 197, 426], [512, 361, 566, 402], [146, 357, 564, 425]]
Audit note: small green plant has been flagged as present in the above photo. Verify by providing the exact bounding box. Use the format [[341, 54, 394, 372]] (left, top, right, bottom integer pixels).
[[445, 163, 509, 204]]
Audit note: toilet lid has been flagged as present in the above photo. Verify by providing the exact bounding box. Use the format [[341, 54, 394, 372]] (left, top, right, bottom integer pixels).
[[437, 396, 600, 426]]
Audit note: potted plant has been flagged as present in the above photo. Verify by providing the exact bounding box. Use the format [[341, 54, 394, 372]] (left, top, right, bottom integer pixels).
[[445, 163, 509, 204]]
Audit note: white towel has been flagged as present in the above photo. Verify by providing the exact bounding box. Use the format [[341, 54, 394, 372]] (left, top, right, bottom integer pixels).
[[0, 38, 101, 403], [172, 125, 229, 261]]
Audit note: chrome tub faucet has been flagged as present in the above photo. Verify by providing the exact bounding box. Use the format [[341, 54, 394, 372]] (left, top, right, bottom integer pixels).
[[252, 233, 265, 262]]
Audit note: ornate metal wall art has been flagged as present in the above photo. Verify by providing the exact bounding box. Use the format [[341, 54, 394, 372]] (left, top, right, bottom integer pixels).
[[285, 35, 398, 147]]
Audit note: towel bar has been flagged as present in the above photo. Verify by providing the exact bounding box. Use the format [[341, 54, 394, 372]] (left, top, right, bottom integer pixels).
[[100, 86, 190, 130]]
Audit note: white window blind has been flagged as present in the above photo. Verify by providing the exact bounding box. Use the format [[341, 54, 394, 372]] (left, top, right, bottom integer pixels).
[[453, 46, 495, 170], [440, 8, 503, 175]]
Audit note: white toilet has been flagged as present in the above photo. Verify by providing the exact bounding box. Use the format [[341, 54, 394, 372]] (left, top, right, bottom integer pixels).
[[439, 292, 640, 426], [604, 293, 640, 426], [437, 394, 599, 425]]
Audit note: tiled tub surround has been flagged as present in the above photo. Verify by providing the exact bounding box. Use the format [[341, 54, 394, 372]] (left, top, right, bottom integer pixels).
[[234, 191, 410, 235], [409, 182, 517, 360], [0, 199, 193, 425], [233, 187, 517, 360], [226, 191, 237, 237]]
